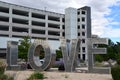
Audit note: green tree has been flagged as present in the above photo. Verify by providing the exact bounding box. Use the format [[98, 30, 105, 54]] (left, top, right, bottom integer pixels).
[[39, 46, 45, 59], [18, 36, 31, 62], [111, 42, 120, 80], [56, 47, 62, 60], [95, 39, 116, 61], [114, 42, 120, 64]]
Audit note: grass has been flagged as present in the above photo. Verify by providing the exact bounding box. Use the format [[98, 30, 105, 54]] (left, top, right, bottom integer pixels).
[[27, 72, 44, 80], [64, 74, 69, 78], [61, 74, 69, 79]]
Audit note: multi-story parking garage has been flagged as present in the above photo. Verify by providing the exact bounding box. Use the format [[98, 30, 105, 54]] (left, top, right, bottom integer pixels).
[[0, 1, 91, 60]]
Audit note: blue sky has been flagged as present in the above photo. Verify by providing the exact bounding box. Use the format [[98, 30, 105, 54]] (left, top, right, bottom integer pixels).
[[0, 0, 120, 43], [103, 4, 120, 42]]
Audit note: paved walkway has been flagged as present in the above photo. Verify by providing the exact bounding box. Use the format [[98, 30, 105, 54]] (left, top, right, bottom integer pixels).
[[5, 70, 34, 80], [5, 70, 112, 80]]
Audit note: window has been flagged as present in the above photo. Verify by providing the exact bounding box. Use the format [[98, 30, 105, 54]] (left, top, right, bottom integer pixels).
[[77, 11, 80, 15], [82, 17, 85, 22], [78, 18, 80, 22], [12, 27, 28, 33], [12, 18, 28, 25], [13, 9, 28, 16], [48, 16, 60, 22], [0, 16, 9, 22], [32, 21, 45, 27], [82, 39, 85, 43], [82, 24, 85, 29], [62, 32, 65, 36], [82, 32, 85, 36], [82, 54, 85, 60], [62, 25, 65, 29], [62, 18, 65, 22], [82, 11, 86, 15], [32, 13, 45, 19], [78, 25, 80, 29], [78, 33, 80, 36], [0, 25, 9, 31], [48, 23, 60, 29], [82, 47, 86, 52], [32, 29, 45, 34], [48, 31, 60, 36], [0, 6, 9, 13]]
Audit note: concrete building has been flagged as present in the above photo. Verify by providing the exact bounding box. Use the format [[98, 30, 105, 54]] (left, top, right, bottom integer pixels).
[[0, 1, 91, 60]]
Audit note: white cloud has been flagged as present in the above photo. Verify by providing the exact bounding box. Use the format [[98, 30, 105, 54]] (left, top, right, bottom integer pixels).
[[102, 27, 120, 38], [0, 0, 120, 39], [88, 0, 120, 38]]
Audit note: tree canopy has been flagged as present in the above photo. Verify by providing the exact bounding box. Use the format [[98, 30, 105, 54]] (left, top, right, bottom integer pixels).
[[18, 36, 31, 62], [95, 39, 120, 62]]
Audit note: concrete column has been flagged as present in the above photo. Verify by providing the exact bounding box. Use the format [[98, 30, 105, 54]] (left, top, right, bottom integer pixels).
[[28, 9, 32, 38], [60, 17, 63, 38], [45, 14, 48, 40], [9, 6, 12, 37]]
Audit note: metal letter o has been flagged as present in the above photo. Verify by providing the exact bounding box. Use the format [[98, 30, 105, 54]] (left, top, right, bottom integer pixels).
[[28, 40, 52, 71]]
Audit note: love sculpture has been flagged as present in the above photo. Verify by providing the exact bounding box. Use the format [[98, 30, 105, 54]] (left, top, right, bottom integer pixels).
[[6, 38, 110, 74]]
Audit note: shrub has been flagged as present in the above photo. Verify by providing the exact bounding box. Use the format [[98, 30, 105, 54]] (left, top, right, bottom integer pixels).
[[111, 65, 120, 80], [7, 77, 14, 80], [0, 60, 6, 75], [27, 72, 44, 80], [0, 66, 5, 75], [0, 74, 14, 80], [0, 74, 8, 80], [58, 64, 65, 71], [117, 59, 120, 65]]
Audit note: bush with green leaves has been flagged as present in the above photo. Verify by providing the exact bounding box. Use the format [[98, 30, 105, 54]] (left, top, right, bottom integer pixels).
[[111, 65, 120, 80], [0, 65, 5, 75], [0, 60, 6, 75], [0, 74, 14, 80], [56, 49, 62, 59], [116, 59, 120, 65], [27, 72, 44, 80]]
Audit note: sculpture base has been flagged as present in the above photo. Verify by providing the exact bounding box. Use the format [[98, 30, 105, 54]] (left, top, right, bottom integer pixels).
[[6, 65, 21, 70]]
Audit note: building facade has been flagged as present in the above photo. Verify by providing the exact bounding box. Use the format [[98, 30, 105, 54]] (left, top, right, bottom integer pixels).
[[0, 1, 91, 60]]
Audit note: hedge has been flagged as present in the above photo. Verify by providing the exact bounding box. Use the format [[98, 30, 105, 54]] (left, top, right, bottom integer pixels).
[[111, 65, 120, 80]]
